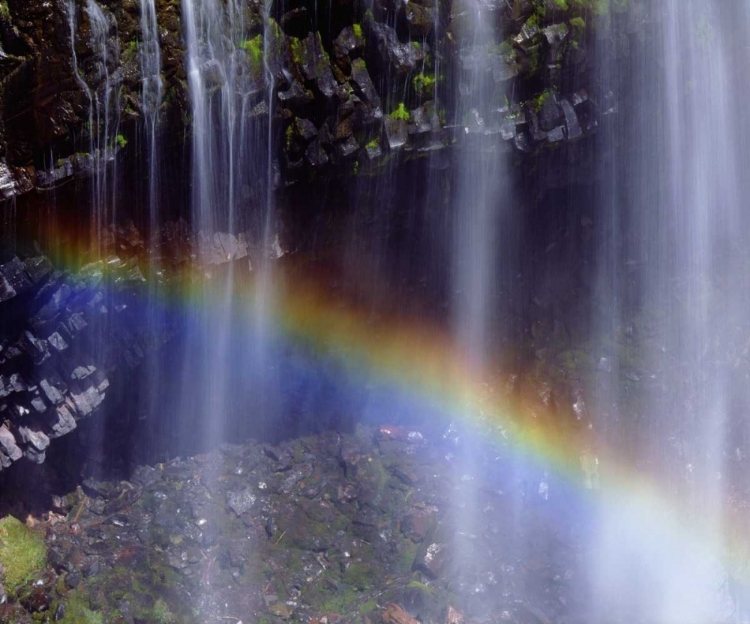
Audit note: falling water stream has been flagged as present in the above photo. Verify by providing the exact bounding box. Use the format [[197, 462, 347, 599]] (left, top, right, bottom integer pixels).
[[84, 0, 120, 253], [450, 3, 507, 595], [590, 2, 750, 621], [139, 0, 162, 234], [20, 0, 750, 620], [179, 0, 277, 455], [173, 1, 750, 618]]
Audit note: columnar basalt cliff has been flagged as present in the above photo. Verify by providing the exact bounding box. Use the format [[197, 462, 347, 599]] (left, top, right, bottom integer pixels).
[[0, 0, 641, 204], [0, 0, 649, 471]]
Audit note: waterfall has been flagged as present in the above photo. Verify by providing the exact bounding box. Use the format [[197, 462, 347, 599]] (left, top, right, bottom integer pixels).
[[590, 2, 750, 620], [67, 0, 94, 150], [139, 0, 164, 456], [139, 0, 162, 234], [449, 0, 512, 597], [67, 0, 121, 255], [179, 0, 276, 454], [85, 0, 120, 253]]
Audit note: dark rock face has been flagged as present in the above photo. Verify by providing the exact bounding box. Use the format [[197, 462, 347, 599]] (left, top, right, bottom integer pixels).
[[0, 0, 646, 472], [0, 225, 181, 471], [0, 0, 641, 203]]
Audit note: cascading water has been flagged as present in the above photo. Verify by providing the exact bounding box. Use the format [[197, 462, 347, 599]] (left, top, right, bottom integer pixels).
[[84, 0, 121, 253], [139, 0, 162, 233], [67, 0, 122, 253], [449, 1, 511, 599], [590, 2, 750, 620], [138, 0, 165, 451], [178, 0, 277, 455], [67, 0, 94, 152], [13, 0, 750, 620]]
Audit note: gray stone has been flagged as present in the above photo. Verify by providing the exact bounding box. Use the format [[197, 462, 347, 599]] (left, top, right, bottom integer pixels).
[[40, 379, 64, 405], [0, 425, 22, 462], [560, 98, 582, 140], [227, 488, 256, 516], [18, 426, 50, 451]]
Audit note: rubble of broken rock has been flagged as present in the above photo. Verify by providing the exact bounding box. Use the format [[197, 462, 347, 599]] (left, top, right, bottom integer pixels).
[[0, 423, 589, 624]]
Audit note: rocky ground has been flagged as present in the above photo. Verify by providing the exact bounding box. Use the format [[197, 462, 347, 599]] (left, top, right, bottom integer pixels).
[[0, 422, 589, 624]]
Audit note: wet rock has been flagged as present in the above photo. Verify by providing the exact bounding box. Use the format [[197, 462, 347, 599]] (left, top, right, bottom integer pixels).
[[0, 425, 22, 462], [227, 488, 256, 516], [333, 26, 365, 72], [405, 3, 435, 37], [382, 603, 419, 624], [401, 506, 437, 542], [560, 98, 582, 140], [414, 542, 449, 579], [18, 584, 52, 613], [366, 21, 422, 75], [278, 79, 315, 110], [293, 33, 336, 100], [280, 463, 313, 494], [446, 605, 464, 624], [164, 460, 194, 481], [350, 59, 380, 108], [64, 570, 82, 589], [385, 118, 409, 150], [131, 464, 162, 489], [82, 478, 119, 499], [83, 560, 100, 578], [547, 125, 565, 143]]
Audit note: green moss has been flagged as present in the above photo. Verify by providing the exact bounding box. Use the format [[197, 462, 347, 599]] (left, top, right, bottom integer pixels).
[[365, 138, 380, 150], [389, 102, 410, 122], [151, 598, 177, 623], [290, 37, 303, 65], [359, 600, 377, 614], [353, 23, 363, 39], [527, 0, 546, 27], [554, 0, 569, 9], [494, 38, 515, 61], [285, 124, 294, 149], [59, 591, 104, 624], [346, 561, 378, 590], [0, 1, 9, 19], [407, 579, 436, 596], [319, 587, 360, 614], [398, 540, 419, 573], [569, 16, 586, 28], [115, 134, 127, 148], [531, 89, 551, 113], [412, 72, 436, 94], [240, 35, 263, 71], [0, 516, 47, 590]]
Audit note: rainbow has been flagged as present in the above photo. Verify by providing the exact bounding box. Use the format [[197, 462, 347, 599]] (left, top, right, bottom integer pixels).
[[34, 228, 750, 612], [191, 261, 749, 594]]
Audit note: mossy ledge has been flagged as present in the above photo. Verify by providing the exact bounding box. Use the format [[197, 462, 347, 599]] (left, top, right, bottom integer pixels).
[[0, 516, 47, 591]]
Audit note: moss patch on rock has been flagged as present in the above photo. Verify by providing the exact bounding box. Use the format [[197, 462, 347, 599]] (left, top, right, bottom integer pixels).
[[58, 590, 105, 624], [0, 516, 47, 590]]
